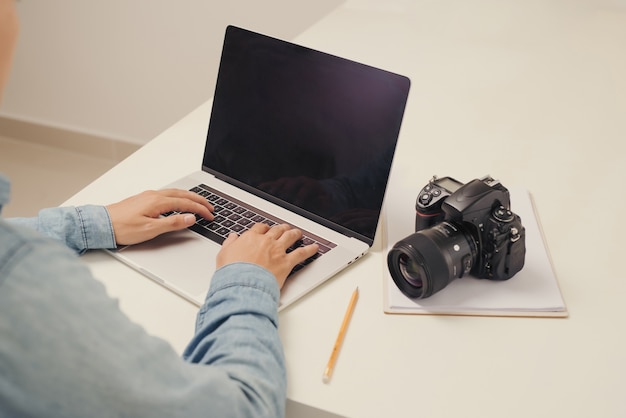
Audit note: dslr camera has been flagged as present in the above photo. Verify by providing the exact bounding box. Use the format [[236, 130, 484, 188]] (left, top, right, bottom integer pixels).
[[387, 175, 526, 299]]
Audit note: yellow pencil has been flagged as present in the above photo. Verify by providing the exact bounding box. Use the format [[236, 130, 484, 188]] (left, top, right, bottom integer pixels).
[[322, 287, 359, 383]]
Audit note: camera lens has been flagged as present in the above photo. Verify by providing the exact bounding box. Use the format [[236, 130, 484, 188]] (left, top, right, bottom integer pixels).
[[398, 253, 425, 289], [387, 222, 477, 299]]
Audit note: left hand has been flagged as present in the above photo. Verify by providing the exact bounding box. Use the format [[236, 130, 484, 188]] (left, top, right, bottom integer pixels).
[[106, 189, 214, 246]]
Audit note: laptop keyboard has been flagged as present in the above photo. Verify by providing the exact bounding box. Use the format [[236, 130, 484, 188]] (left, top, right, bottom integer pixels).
[[163, 184, 335, 275]]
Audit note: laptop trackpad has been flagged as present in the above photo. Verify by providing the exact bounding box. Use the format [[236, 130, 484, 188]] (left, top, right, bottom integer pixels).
[[117, 229, 219, 298]]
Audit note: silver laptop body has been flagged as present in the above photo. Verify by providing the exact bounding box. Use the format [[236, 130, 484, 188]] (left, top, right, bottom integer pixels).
[[108, 25, 410, 310]]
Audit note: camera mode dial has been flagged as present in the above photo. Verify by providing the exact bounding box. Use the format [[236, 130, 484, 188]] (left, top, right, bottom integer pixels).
[[418, 189, 440, 206], [417, 183, 446, 209], [492, 206, 514, 223]]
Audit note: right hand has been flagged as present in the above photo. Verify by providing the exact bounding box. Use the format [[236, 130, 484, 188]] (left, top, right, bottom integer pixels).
[[216, 223, 319, 288]]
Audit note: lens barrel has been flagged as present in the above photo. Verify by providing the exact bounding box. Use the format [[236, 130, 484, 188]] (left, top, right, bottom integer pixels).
[[387, 222, 477, 299]]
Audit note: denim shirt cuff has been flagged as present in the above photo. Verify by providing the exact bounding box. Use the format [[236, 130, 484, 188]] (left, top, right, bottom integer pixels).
[[6, 205, 116, 254], [209, 263, 280, 301], [196, 263, 280, 330], [78, 205, 117, 251]]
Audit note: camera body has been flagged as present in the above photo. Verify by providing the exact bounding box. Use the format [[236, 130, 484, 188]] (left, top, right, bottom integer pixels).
[[387, 175, 526, 299]]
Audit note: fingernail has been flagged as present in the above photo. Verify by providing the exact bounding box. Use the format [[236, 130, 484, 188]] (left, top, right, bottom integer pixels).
[[184, 214, 196, 225]]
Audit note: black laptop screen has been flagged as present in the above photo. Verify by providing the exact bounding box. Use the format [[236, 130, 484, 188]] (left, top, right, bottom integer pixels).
[[202, 26, 410, 244]]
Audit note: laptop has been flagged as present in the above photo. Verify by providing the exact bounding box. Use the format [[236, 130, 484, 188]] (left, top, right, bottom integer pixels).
[[108, 25, 411, 310]]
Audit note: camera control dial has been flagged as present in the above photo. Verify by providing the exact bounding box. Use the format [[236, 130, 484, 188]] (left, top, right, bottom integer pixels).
[[492, 206, 514, 223], [419, 192, 433, 205], [417, 178, 458, 210]]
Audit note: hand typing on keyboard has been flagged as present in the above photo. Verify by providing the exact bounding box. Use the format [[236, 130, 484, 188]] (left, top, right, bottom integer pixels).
[[106, 189, 215, 246], [217, 223, 319, 288], [176, 184, 333, 281]]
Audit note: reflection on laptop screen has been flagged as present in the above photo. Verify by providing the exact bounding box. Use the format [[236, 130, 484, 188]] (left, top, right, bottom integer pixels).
[[203, 25, 410, 244]]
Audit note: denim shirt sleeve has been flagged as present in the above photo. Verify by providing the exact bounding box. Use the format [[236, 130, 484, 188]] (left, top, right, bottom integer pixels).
[[0, 220, 286, 418], [6, 205, 116, 254], [183, 263, 286, 414]]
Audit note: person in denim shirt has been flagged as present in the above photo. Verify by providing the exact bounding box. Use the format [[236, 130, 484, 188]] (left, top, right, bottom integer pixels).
[[0, 2, 318, 417]]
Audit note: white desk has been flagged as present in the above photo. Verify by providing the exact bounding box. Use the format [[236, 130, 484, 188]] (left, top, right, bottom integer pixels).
[[65, 1, 626, 417]]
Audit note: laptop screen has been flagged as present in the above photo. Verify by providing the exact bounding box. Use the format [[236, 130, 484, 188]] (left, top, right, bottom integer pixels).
[[202, 25, 410, 244]]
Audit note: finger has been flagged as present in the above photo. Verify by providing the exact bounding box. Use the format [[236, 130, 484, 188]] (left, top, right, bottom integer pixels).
[[222, 232, 238, 248], [249, 222, 271, 234], [215, 233, 241, 269], [156, 197, 214, 220], [158, 189, 215, 212], [159, 188, 211, 203], [266, 224, 292, 239], [289, 243, 320, 264], [276, 227, 303, 246], [150, 213, 197, 237]]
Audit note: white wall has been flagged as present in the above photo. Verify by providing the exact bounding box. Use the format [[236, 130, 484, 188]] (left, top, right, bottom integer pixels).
[[2, 1, 342, 145]]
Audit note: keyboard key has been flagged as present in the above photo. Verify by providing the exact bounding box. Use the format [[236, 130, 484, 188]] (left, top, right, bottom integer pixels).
[[216, 227, 230, 236], [231, 224, 245, 233], [228, 213, 242, 221]]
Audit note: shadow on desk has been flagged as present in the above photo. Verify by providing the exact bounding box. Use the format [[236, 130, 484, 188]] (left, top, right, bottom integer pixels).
[[287, 400, 347, 418]]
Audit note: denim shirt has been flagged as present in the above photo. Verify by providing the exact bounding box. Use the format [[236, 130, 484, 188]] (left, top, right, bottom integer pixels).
[[0, 174, 286, 418]]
